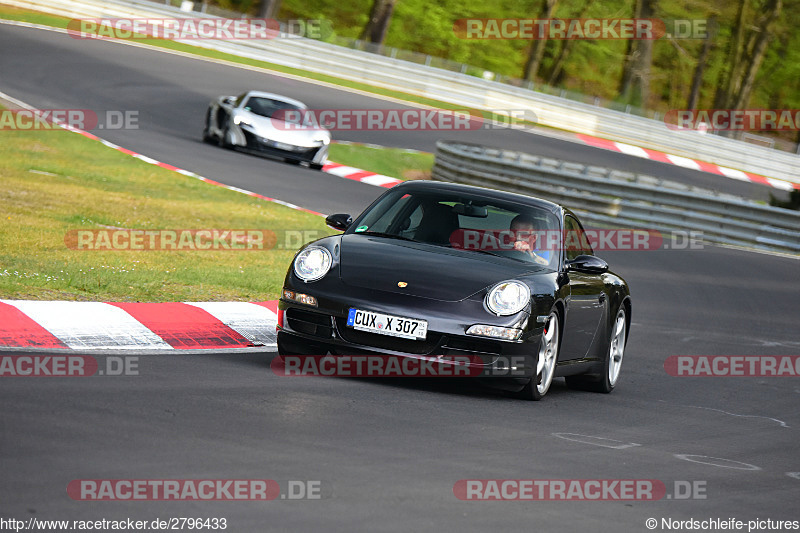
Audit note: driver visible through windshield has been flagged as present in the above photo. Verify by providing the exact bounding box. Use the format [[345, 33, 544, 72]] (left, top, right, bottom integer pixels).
[[349, 189, 560, 267]]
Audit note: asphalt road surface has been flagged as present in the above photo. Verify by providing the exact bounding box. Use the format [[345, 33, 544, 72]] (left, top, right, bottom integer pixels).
[[1, 22, 799, 533]]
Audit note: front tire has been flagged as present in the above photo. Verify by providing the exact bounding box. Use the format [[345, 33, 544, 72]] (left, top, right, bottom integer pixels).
[[516, 310, 560, 401], [218, 124, 232, 148], [202, 109, 214, 143]]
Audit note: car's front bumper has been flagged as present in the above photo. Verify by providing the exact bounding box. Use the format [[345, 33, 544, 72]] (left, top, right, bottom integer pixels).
[[240, 130, 327, 163], [276, 281, 544, 390]]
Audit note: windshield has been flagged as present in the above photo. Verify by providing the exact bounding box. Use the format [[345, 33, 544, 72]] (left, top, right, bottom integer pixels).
[[242, 96, 304, 120], [350, 188, 560, 268]]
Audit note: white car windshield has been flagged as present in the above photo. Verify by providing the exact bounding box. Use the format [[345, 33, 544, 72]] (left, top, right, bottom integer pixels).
[[243, 97, 303, 121]]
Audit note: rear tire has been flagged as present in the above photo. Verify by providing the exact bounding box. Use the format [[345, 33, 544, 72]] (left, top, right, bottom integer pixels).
[[566, 305, 627, 393]]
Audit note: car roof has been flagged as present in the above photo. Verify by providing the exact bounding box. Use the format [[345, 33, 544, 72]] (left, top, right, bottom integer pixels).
[[392, 180, 563, 215], [243, 91, 307, 109]]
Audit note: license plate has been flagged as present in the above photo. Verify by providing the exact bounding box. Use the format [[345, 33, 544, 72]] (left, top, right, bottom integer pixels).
[[347, 308, 428, 340]]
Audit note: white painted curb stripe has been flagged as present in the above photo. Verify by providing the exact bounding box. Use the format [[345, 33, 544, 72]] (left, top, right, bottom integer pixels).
[[765, 178, 795, 192], [613, 142, 650, 159], [360, 175, 402, 187], [185, 302, 278, 346], [665, 154, 702, 170], [716, 166, 751, 181]]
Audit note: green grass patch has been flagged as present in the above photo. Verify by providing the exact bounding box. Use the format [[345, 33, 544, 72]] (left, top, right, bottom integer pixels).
[[0, 114, 335, 302], [329, 143, 433, 180]]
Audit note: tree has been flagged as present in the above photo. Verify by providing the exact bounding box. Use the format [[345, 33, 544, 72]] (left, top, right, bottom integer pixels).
[[687, 15, 716, 110], [257, 0, 281, 18], [713, 0, 747, 109], [522, 0, 558, 81], [361, 0, 397, 45], [731, 0, 782, 110], [546, 0, 592, 86], [618, 0, 657, 108]]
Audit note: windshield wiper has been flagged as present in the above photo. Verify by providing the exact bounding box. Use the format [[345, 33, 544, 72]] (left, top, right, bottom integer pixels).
[[463, 248, 508, 259], [461, 248, 535, 263], [358, 231, 418, 243]]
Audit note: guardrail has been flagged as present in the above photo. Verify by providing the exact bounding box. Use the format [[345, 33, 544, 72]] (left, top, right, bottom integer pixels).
[[432, 141, 800, 254], [7, 0, 800, 184]]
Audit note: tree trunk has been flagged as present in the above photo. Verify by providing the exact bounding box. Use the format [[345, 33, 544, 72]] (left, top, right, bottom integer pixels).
[[257, 0, 281, 18], [547, 41, 573, 86], [618, 0, 656, 108], [522, 0, 558, 81], [686, 15, 716, 110], [714, 0, 747, 109], [732, 0, 782, 110], [546, 1, 591, 86], [360, 0, 396, 45]]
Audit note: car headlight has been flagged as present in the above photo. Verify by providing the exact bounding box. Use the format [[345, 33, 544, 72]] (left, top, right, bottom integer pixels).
[[486, 280, 530, 316], [293, 246, 332, 282], [233, 114, 252, 127]]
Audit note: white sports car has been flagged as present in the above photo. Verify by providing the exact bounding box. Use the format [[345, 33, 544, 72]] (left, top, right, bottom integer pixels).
[[203, 91, 330, 170]]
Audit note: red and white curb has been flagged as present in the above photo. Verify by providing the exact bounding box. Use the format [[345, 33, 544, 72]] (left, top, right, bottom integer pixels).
[[322, 162, 402, 188], [575, 134, 800, 192], [0, 300, 279, 350]]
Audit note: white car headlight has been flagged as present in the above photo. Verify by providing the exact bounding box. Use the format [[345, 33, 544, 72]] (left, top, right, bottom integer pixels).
[[293, 246, 332, 282], [233, 114, 252, 127], [486, 280, 530, 316]]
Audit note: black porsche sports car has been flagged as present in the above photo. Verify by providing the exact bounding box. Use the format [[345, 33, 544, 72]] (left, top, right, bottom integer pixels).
[[277, 181, 631, 400]]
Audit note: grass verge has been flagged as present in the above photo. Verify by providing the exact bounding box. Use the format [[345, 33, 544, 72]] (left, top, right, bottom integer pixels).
[[0, 109, 335, 302], [328, 143, 433, 180]]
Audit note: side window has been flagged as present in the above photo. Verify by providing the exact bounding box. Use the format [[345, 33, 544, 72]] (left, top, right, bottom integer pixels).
[[360, 194, 414, 234], [402, 203, 425, 237], [564, 215, 593, 261], [234, 93, 247, 107]]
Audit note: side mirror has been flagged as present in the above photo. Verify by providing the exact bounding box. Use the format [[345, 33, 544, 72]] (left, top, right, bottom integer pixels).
[[326, 213, 352, 232], [566, 254, 608, 274]]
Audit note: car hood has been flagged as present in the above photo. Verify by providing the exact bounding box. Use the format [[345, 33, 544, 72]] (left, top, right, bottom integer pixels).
[[337, 234, 548, 302], [240, 113, 329, 146]]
